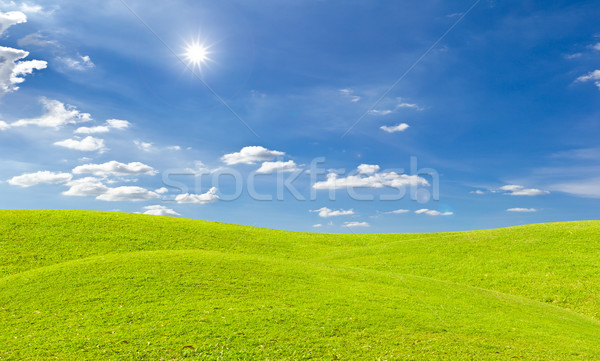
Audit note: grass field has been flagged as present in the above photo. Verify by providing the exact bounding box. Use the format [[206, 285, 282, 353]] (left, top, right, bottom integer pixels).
[[0, 209, 599, 360]]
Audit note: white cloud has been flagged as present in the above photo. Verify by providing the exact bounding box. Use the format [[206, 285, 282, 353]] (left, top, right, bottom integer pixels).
[[0, 10, 25, 34], [357, 164, 380, 174], [75, 118, 130, 134], [312, 224, 322, 228], [313, 165, 428, 190], [221, 146, 285, 165], [142, 205, 180, 217], [54, 136, 106, 152], [256, 160, 299, 174], [310, 207, 354, 218], [339, 88, 360, 102], [384, 209, 410, 214], [381, 123, 410, 133], [343, 221, 370, 228], [500, 184, 549, 196], [17, 32, 56, 47], [369, 109, 393, 116], [174, 187, 219, 204], [167, 145, 181, 151], [590, 42, 600, 51], [470, 190, 485, 195], [155, 187, 168, 194], [507, 208, 537, 212], [12, 98, 91, 128], [0, 46, 47, 97], [415, 209, 453, 216], [62, 177, 108, 196], [96, 186, 160, 202], [8, 170, 71, 187], [134, 140, 153, 152], [57, 54, 94, 71], [73, 161, 157, 177], [0, 120, 9, 130], [575, 69, 600, 89], [550, 178, 600, 198]]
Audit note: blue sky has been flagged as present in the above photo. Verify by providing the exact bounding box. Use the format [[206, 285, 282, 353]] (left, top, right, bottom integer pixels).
[[0, 0, 599, 232]]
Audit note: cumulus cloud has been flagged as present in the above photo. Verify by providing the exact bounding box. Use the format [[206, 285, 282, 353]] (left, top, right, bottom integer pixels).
[[62, 177, 108, 196], [339, 88, 360, 102], [357, 164, 380, 174], [134, 140, 153, 152], [142, 205, 180, 217], [256, 160, 299, 174], [507, 208, 537, 212], [155, 187, 168, 194], [54, 136, 106, 152], [313, 165, 428, 190], [174, 187, 219, 204], [415, 209, 453, 216], [575, 69, 600, 89], [0, 10, 25, 34], [12, 98, 91, 128], [96, 186, 160, 202], [8, 170, 72, 187], [310, 207, 354, 218], [57, 54, 95, 71], [500, 184, 549, 196], [381, 123, 410, 133], [72, 161, 157, 177], [75, 119, 129, 134], [221, 146, 285, 165], [343, 221, 370, 228]]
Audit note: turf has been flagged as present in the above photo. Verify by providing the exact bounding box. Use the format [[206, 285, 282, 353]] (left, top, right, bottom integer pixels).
[[0, 210, 599, 360]]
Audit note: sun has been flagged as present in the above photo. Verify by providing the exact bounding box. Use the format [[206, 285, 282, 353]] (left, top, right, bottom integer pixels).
[[182, 40, 211, 70]]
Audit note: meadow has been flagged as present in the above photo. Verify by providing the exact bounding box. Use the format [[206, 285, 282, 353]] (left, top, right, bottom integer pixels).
[[0, 210, 598, 360]]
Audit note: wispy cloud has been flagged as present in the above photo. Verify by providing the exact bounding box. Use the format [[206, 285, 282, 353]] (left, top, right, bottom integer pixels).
[[310, 207, 354, 218], [507, 208, 537, 212]]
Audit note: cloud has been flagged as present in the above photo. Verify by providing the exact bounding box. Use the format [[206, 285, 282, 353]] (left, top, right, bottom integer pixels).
[[381, 123, 410, 133], [343, 221, 370, 228], [415, 209, 453, 216], [174, 187, 219, 204], [357, 164, 380, 174], [8, 170, 72, 187], [54, 136, 106, 152], [167, 145, 181, 151], [575, 69, 600, 89], [74, 119, 129, 134], [339, 88, 360, 102], [221, 146, 285, 165], [369, 101, 422, 116], [155, 187, 168, 194], [550, 178, 600, 198], [0, 120, 8, 130], [312, 224, 322, 228], [0, 10, 25, 34], [17, 32, 57, 47], [500, 184, 549, 196], [507, 208, 537, 212], [383, 209, 410, 214], [96, 186, 160, 202], [590, 42, 600, 51], [310, 207, 354, 218], [57, 54, 95, 71], [62, 177, 108, 196], [12, 98, 91, 128], [470, 190, 485, 195], [134, 140, 153, 152], [256, 160, 299, 174], [72, 161, 157, 176], [142, 205, 180, 217], [313, 165, 428, 190], [0, 46, 47, 97]]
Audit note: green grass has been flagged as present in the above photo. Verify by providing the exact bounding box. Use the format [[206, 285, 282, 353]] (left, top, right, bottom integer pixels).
[[0, 210, 599, 360]]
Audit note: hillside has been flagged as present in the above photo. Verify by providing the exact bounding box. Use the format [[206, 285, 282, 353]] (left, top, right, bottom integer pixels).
[[0, 210, 599, 360]]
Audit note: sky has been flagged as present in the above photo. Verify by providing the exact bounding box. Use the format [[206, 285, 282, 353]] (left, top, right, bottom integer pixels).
[[0, 0, 599, 233]]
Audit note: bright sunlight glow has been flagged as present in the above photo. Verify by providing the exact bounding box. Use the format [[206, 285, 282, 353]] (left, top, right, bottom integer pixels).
[[183, 41, 211, 70]]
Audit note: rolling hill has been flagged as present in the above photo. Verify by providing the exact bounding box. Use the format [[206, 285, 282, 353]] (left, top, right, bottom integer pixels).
[[0, 210, 599, 360]]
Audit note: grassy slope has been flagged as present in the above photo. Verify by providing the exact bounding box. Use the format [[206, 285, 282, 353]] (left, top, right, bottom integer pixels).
[[0, 210, 599, 360]]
